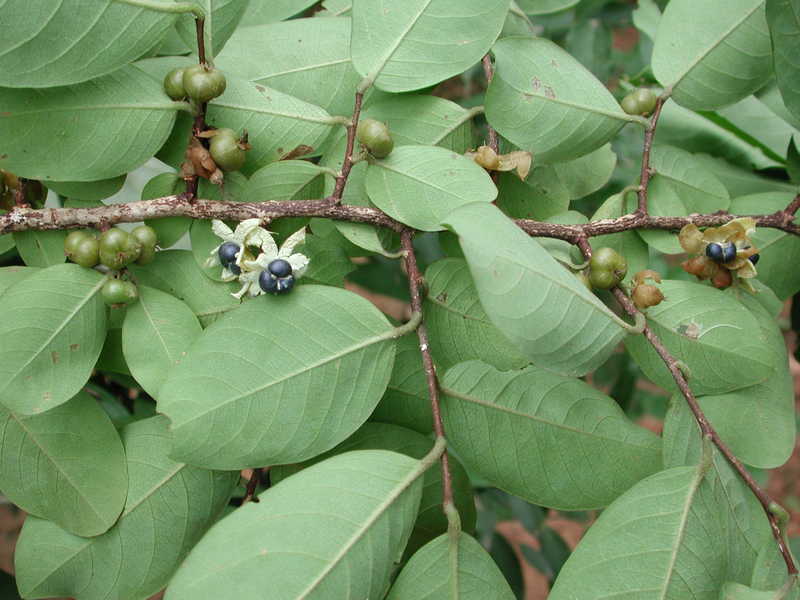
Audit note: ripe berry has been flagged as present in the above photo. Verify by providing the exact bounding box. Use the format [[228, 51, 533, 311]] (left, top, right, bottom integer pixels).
[[722, 243, 737, 263], [356, 118, 394, 158], [182, 65, 227, 103], [218, 242, 240, 267], [258, 270, 278, 294], [276, 275, 295, 294], [209, 129, 246, 172], [101, 279, 139, 306], [749, 253, 760, 264], [163, 67, 187, 100], [268, 258, 292, 278], [705, 242, 724, 262]]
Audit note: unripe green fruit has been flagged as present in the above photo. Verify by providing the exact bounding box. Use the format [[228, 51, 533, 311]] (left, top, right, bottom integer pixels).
[[131, 225, 158, 249], [182, 65, 227, 103], [98, 228, 141, 269], [356, 118, 394, 158], [136, 244, 156, 265], [163, 67, 187, 100], [210, 130, 247, 171], [621, 88, 657, 116], [588, 247, 627, 289], [64, 230, 94, 257], [101, 279, 139, 306], [98, 228, 128, 252], [71, 238, 100, 268]]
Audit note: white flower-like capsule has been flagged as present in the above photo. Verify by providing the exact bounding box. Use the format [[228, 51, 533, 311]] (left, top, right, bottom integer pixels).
[[204, 218, 275, 281], [233, 227, 310, 299]]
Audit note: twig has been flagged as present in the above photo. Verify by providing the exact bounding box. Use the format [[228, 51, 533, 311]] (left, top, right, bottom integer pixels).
[[242, 468, 262, 504], [636, 96, 666, 215], [185, 16, 208, 200], [400, 229, 454, 510], [481, 54, 501, 186], [783, 193, 800, 217], [330, 91, 365, 203], [13, 178, 27, 208]]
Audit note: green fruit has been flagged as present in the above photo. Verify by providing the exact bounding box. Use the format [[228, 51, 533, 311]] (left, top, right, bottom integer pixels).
[[136, 244, 156, 265], [163, 67, 187, 100], [588, 247, 627, 289], [356, 118, 394, 158], [71, 238, 100, 268], [182, 65, 227, 103], [620, 88, 657, 116], [99, 228, 141, 269], [131, 225, 158, 249], [209, 130, 246, 171], [101, 279, 139, 306], [64, 230, 94, 257]]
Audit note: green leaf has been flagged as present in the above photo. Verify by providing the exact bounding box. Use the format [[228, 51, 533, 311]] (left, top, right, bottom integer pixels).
[[716, 95, 800, 160], [12, 230, 67, 268], [141, 173, 192, 248], [0, 391, 127, 537], [516, 0, 579, 14], [176, 0, 249, 58], [0, 264, 107, 415], [441, 360, 662, 509], [365, 146, 497, 232], [299, 233, 357, 286], [651, 145, 731, 213], [164, 449, 429, 599], [15, 416, 237, 600], [443, 202, 626, 376], [215, 17, 366, 117], [44, 176, 126, 202], [0, 266, 39, 296], [207, 75, 337, 173], [652, 0, 773, 110], [241, 0, 319, 24], [486, 36, 633, 163], [496, 169, 571, 221], [548, 143, 617, 200], [624, 280, 777, 396], [721, 581, 799, 599], [590, 192, 649, 281], [370, 332, 433, 435], [387, 532, 516, 599], [636, 177, 689, 254], [351, 0, 511, 92], [766, 0, 800, 122], [0, 1, 178, 87], [128, 250, 241, 326], [693, 154, 797, 196], [0, 65, 179, 181], [731, 192, 800, 299], [632, 0, 661, 42], [122, 286, 202, 397], [271, 422, 477, 558], [424, 258, 528, 371], [158, 285, 397, 469]]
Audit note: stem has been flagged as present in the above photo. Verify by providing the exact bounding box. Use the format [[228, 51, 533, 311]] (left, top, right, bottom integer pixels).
[[186, 17, 208, 200], [113, 0, 205, 18], [481, 54, 501, 186], [242, 468, 262, 504], [14, 178, 27, 208], [784, 193, 800, 217], [400, 229, 454, 511], [330, 91, 365, 203], [636, 96, 666, 215], [195, 17, 207, 65]]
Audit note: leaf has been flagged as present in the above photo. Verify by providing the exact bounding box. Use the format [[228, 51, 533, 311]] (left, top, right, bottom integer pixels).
[[387, 532, 516, 599], [365, 145, 497, 232], [441, 360, 662, 509], [730, 192, 800, 299], [0, 266, 39, 296], [12, 230, 67, 268], [128, 250, 241, 326], [44, 176, 126, 202], [590, 192, 649, 281], [716, 95, 800, 160], [0, 264, 107, 415], [351, 0, 511, 93], [651, 145, 731, 213], [15, 416, 237, 600], [633, 0, 661, 41], [652, 0, 773, 110], [516, 0, 579, 14], [721, 581, 799, 600], [496, 168, 571, 221], [176, 0, 248, 57], [486, 36, 633, 163], [0, 65, 179, 181], [271, 422, 477, 558], [141, 173, 192, 248], [0, 391, 127, 537], [215, 17, 366, 117], [122, 286, 202, 398], [766, 0, 800, 122], [624, 280, 777, 396], [424, 258, 528, 371], [548, 144, 617, 200], [299, 233, 357, 286], [158, 285, 397, 469], [164, 449, 428, 599], [207, 75, 337, 173], [241, 0, 319, 24], [636, 177, 689, 254], [0, 1, 178, 87], [693, 154, 798, 196], [443, 202, 626, 376]]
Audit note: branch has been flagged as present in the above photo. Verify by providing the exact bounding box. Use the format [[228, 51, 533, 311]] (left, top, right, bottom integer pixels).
[[400, 230, 455, 511], [636, 95, 666, 214], [329, 90, 365, 203]]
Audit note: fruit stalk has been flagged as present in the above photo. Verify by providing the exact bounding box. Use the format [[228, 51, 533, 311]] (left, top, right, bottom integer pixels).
[[330, 90, 365, 202], [635, 94, 667, 215]]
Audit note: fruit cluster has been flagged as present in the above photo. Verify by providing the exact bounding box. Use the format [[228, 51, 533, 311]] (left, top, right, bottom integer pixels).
[[620, 88, 657, 116], [587, 247, 628, 290], [164, 65, 226, 104], [679, 220, 760, 290]]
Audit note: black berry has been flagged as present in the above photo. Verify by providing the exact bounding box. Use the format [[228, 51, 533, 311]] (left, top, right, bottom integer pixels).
[[218, 242, 240, 267], [268, 258, 292, 278], [259, 270, 278, 294], [276, 275, 295, 294], [705, 242, 723, 262], [722, 243, 737, 263], [749, 253, 760, 264]]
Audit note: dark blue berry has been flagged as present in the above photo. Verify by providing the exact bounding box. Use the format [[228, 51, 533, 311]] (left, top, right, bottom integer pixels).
[[749, 253, 760, 265], [722, 243, 737, 263], [268, 258, 292, 278], [705, 242, 723, 262], [275, 275, 295, 294], [218, 242, 240, 267], [259, 270, 278, 294], [228, 263, 241, 275]]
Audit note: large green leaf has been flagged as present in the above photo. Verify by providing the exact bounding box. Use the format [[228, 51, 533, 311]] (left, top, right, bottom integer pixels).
[[176, 0, 248, 57], [441, 360, 662, 509], [122, 286, 202, 398], [651, 145, 731, 213], [387, 532, 516, 599], [215, 17, 364, 117], [496, 169, 571, 221], [207, 75, 338, 172], [158, 285, 398, 469], [0, 391, 126, 537], [366, 145, 496, 232], [717, 95, 800, 160], [486, 37, 633, 163], [0, 1, 178, 87], [424, 258, 528, 371], [271, 422, 476, 557], [443, 202, 627, 376], [0, 264, 106, 415], [12, 230, 67, 268], [15, 416, 237, 600], [731, 192, 800, 299], [694, 154, 798, 196], [0, 267, 39, 296], [351, 0, 511, 92], [652, 0, 773, 110], [164, 449, 429, 599], [766, 0, 800, 122], [128, 250, 241, 326], [625, 280, 777, 396], [44, 176, 126, 202], [241, 0, 319, 24], [516, 0, 579, 14], [721, 581, 799, 599], [0, 65, 179, 181]]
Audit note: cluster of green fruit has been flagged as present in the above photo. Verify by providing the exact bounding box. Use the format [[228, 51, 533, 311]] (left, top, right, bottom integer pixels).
[[64, 226, 158, 306], [620, 88, 657, 116], [164, 65, 226, 104]]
